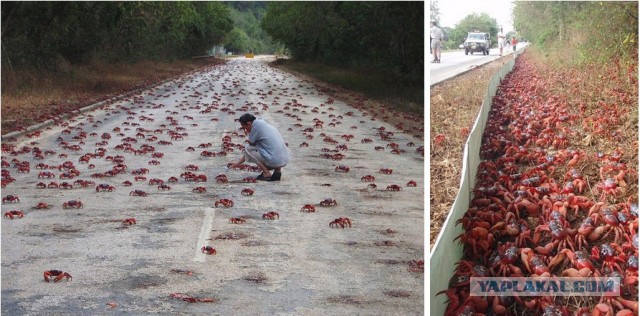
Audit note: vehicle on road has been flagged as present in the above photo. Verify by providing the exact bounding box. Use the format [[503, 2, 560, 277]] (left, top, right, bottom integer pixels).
[[463, 32, 491, 55]]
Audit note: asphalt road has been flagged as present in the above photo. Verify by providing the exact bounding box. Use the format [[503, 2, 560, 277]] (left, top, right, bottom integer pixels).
[[429, 43, 528, 86], [1, 56, 424, 315]]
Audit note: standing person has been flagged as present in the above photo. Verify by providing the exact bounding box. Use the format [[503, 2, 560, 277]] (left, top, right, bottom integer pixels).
[[498, 28, 506, 56], [511, 37, 518, 52], [430, 21, 443, 63], [228, 113, 289, 181]]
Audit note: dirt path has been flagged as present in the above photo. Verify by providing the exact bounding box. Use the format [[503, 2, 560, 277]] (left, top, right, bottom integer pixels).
[[1, 56, 424, 315]]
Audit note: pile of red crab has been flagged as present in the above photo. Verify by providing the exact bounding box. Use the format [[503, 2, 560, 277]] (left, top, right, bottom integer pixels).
[[441, 55, 638, 315]]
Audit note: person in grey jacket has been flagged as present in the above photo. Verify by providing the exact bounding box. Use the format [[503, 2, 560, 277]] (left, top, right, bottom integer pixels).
[[228, 113, 289, 181]]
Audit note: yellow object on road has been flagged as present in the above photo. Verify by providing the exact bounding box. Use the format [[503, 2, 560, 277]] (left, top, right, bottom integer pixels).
[[245, 53, 254, 58]]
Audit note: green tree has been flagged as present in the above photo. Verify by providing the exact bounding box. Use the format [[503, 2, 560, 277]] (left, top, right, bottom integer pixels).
[[448, 13, 499, 48]]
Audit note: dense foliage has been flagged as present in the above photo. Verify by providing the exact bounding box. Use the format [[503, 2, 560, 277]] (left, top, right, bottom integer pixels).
[[223, 2, 282, 55], [444, 13, 499, 50], [1, 2, 233, 69], [514, 1, 638, 65], [262, 2, 424, 83]]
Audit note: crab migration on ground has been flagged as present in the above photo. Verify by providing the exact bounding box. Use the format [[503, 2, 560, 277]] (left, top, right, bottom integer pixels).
[[439, 55, 638, 316], [1, 57, 424, 314]]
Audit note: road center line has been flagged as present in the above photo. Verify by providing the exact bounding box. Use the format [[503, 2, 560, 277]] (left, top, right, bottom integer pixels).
[[194, 207, 216, 262]]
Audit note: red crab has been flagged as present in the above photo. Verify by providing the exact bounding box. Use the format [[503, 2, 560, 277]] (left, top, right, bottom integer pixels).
[[62, 200, 83, 209], [96, 184, 115, 192], [157, 184, 171, 191], [361, 175, 376, 182], [262, 211, 279, 220], [122, 218, 137, 225], [168, 176, 179, 183], [229, 217, 246, 224], [214, 199, 234, 208], [4, 210, 24, 219], [59, 182, 73, 189], [329, 217, 352, 228], [319, 198, 337, 207], [36, 182, 47, 189], [185, 164, 199, 171], [47, 182, 59, 189], [149, 178, 164, 185], [2, 195, 20, 203], [241, 188, 254, 196], [335, 165, 350, 173], [122, 180, 133, 186], [379, 168, 393, 174], [406, 180, 417, 187], [44, 270, 72, 282], [386, 185, 402, 191], [201, 246, 217, 255], [34, 202, 52, 210], [129, 190, 148, 197], [192, 187, 207, 193], [300, 204, 316, 212]]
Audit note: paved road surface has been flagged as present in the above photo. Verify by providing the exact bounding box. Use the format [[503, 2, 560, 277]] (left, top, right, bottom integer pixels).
[[429, 43, 528, 86], [1, 56, 424, 315]]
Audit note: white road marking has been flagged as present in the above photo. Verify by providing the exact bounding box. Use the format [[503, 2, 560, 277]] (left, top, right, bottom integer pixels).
[[194, 207, 216, 262]]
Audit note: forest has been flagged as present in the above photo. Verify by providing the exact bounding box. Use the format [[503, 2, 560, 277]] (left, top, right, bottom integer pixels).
[[1, 1, 423, 84]]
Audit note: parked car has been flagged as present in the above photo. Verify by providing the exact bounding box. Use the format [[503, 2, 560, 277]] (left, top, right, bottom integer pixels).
[[463, 32, 491, 55]]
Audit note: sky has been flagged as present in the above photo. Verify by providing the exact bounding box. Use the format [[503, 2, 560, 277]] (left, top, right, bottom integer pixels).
[[431, 0, 515, 32]]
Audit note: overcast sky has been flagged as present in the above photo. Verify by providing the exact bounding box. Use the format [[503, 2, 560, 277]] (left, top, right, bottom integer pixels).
[[432, 0, 515, 32]]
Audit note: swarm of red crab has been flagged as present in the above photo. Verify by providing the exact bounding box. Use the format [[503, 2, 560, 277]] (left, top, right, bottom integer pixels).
[[440, 55, 638, 316]]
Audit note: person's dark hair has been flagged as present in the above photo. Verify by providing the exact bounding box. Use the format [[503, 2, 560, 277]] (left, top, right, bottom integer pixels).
[[239, 113, 256, 125]]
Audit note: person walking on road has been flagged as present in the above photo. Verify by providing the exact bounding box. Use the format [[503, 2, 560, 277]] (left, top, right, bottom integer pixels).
[[228, 113, 289, 181], [511, 37, 518, 53], [430, 21, 443, 63], [498, 28, 506, 56]]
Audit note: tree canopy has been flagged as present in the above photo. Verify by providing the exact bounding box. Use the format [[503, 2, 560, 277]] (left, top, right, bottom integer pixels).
[[513, 1, 637, 64], [445, 13, 499, 49], [1, 2, 233, 69], [262, 2, 424, 82]]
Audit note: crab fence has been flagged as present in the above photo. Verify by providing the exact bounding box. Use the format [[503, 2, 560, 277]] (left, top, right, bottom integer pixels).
[[429, 50, 520, 315]]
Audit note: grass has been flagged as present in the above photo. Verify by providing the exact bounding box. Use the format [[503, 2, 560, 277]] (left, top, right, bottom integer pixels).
[[271, 59, 423, 116]]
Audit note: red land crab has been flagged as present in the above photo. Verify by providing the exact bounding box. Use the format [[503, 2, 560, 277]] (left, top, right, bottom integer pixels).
[[34, 202, 52, 210], [520, 248, 551, 277], [59, 182, 73, 189], [63, 200, 83, 209], [149, 178, 164, 185], [300, 204, 316, 212], [168, 176, 179, 183], [406, 180, 417, 187], [361, 175, 376, 182], [215, 174, 228, 184], [335, 165, 350, 173], [122, 218, 137, 225], [386, 185, 402, 191], [319, 198, 337, 207], [185, 164, 199, 171], [38, 171, 56, 179], [241, 188, 254, 196], [2, 195, 20, 203], [262, 212, 279, 220], [229, 217, 246, 224], [96, 184, 115, 192], [214, 199, 234, 208], [596, 178, 624, 201], [379, 168, 393, 175], [548, 249, 597, 277], [36, 182, 47, 189], [534, 219, 577, 255], [4, 210, 25, 219], [129, 190, 148, 197], [44, 270, 72, 282], [591, 243, 627, 273], [367, 183, 377, 189], [157, 184, 171, 191], [192, 187, 207, 193], [329, 217, 352, 228], [134, 176, 147, 182], [489, 243, 523, 277], [201, 246, 217, 255], [122, 181, 133, 186]]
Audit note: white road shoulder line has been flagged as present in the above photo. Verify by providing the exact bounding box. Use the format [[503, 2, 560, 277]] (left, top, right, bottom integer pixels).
[[194, 207, 216, 262]]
